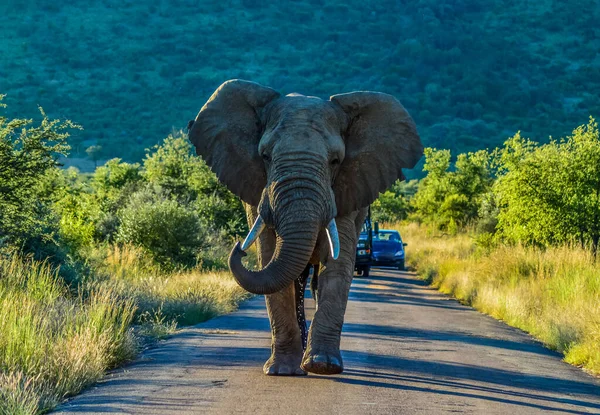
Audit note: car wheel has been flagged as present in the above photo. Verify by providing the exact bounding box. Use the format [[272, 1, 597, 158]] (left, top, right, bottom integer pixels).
[[397, 260, 405, 271], [362, 266, 370, 278]]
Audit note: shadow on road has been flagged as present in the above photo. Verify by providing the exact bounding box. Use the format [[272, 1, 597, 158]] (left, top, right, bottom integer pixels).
[[338, 370, 599, 415], [342, 322, 560, 357], [73, 344, 598, 414], [56, 268, 600, 414]]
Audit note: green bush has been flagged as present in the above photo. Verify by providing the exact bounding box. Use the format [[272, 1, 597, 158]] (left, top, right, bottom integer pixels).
[[411, 148, 493, 230], [195, 193, 247, 238], [372, 180, 418, 223], [89, 158, 144, 242], [56, 191, 98, 252], [372, 190, 409, 223], [144, 133, 247, 237], [92, 158, 143, 212], [494, 118, 600, 256], [92, 158, 143, 197], [143, 133, 198, 200], [475, 191, 499, 234], [116, 188, 205, 267]]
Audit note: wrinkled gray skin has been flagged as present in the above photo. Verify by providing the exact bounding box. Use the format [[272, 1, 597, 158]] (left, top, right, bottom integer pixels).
[[188, 80, 423, 376]]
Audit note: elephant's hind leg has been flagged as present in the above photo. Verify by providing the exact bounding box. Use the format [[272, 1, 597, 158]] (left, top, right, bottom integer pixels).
[[295, 265, 311, 351]]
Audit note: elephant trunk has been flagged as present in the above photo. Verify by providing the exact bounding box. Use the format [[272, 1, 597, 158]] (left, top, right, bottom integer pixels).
[[229, 214, 321, 295], [229, 171, 333, 295]]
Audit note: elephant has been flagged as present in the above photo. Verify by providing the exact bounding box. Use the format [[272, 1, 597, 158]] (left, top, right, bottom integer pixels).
[[187, 79, 422, 376]]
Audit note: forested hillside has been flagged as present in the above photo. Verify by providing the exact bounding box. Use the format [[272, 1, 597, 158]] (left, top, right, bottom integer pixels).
[[1, 0, 599, 164]]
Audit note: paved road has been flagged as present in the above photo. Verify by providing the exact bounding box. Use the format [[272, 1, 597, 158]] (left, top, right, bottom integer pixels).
[[55, 269, 600, 414]]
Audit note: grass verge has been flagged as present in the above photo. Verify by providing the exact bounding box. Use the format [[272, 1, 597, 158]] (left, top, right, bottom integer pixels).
[[0, 247, 250, 414], [395, 222, 600, 377]]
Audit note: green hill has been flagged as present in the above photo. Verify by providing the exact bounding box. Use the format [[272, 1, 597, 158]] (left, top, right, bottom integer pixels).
[[1, 0, 599, 165]]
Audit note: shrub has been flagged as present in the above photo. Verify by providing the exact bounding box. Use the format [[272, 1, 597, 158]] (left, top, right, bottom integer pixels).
[[371, 180, 418, 223], [89, 158, 144, 242], [116, 188, 205, 267], [411, 148, 493, 230], [56, 192, 98, 252], [92, 158, 143, 200], [144, 133, 247, 237], [372, 190, 409, 223], [91, 159, 143, 212], [143, 132, 201, 200], [195, 193, 247, 238], [494, 119, 600, 256]]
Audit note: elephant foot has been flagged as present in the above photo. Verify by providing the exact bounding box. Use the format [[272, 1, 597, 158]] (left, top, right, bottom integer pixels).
[[263, 353, 307, 376], [301, 350, 343, 375]]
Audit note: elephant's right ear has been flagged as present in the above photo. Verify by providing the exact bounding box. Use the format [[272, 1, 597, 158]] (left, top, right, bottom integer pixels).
[[188, 79, 281, 205]]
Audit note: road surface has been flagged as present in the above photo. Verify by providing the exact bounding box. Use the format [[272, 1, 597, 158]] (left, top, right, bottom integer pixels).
[[55, 269, 600, 414]]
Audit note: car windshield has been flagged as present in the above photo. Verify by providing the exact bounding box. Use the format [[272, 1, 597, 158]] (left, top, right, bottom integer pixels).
[[373, 231, 401, 242]]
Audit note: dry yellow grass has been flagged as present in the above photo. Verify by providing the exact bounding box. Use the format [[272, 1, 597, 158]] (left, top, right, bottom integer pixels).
[[393, 222, 600, 376], [0, 249, 250, 414], [95, 244, 251, 326]]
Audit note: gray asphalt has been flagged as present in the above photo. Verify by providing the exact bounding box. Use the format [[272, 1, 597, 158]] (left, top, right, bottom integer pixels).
[[54, 269, 600, 414]]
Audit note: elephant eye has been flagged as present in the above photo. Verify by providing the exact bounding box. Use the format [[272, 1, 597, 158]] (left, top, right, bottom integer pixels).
[[331, 157, 340, 166], [262, 153, 271, 162]]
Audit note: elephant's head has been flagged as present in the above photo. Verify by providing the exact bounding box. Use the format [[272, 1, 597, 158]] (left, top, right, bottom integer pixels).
[[188, 80, 422, 295]]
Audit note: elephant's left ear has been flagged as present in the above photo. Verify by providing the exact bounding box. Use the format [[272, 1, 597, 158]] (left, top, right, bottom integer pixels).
[[330, 92, 423, 216]]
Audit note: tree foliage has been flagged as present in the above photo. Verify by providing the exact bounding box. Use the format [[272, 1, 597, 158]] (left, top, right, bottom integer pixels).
[[143, 133, 246, 237], [411, 147, 493, 229], [4, 1, 598, 162], [495, 119, 600, 255], [371, 180, 418, 223], [408, 118, 600, 258], [1, 98, 245, 270], [0, 97, 76, 255]]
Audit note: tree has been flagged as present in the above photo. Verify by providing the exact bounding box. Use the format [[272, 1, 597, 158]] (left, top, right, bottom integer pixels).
[[371, 179, 418, 223], [411, 148, 451, 223], [564, 118, 600, 257], [494, 119, 600, 257], [0, 96, 77, 254], [411, 147, 493, 229], [494, 132, 566, 246], [85, 145, 102, 168]]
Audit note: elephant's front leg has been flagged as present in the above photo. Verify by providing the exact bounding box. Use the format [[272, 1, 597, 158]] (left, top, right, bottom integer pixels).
[[301, 210, 363, 375], [245, 204, 307, 376], [264, 283, 306, 376]]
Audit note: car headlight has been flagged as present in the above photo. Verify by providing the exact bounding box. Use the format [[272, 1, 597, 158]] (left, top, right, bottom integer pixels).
[[394, 251, 405, 258], [357, 243, 366, 248]]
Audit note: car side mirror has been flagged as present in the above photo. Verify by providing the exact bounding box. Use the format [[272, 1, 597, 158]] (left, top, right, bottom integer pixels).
[[403, 243, 408, 247]]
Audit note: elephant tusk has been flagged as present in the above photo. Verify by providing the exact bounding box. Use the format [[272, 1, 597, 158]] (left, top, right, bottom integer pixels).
[[325, 219, 340, 260], [241, 216, 266, 251]]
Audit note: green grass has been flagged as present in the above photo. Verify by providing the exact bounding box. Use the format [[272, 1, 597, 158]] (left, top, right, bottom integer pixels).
[[0, 256, 136, 413], [0, 248, 250, 414], [395, 222, 600, 376]]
